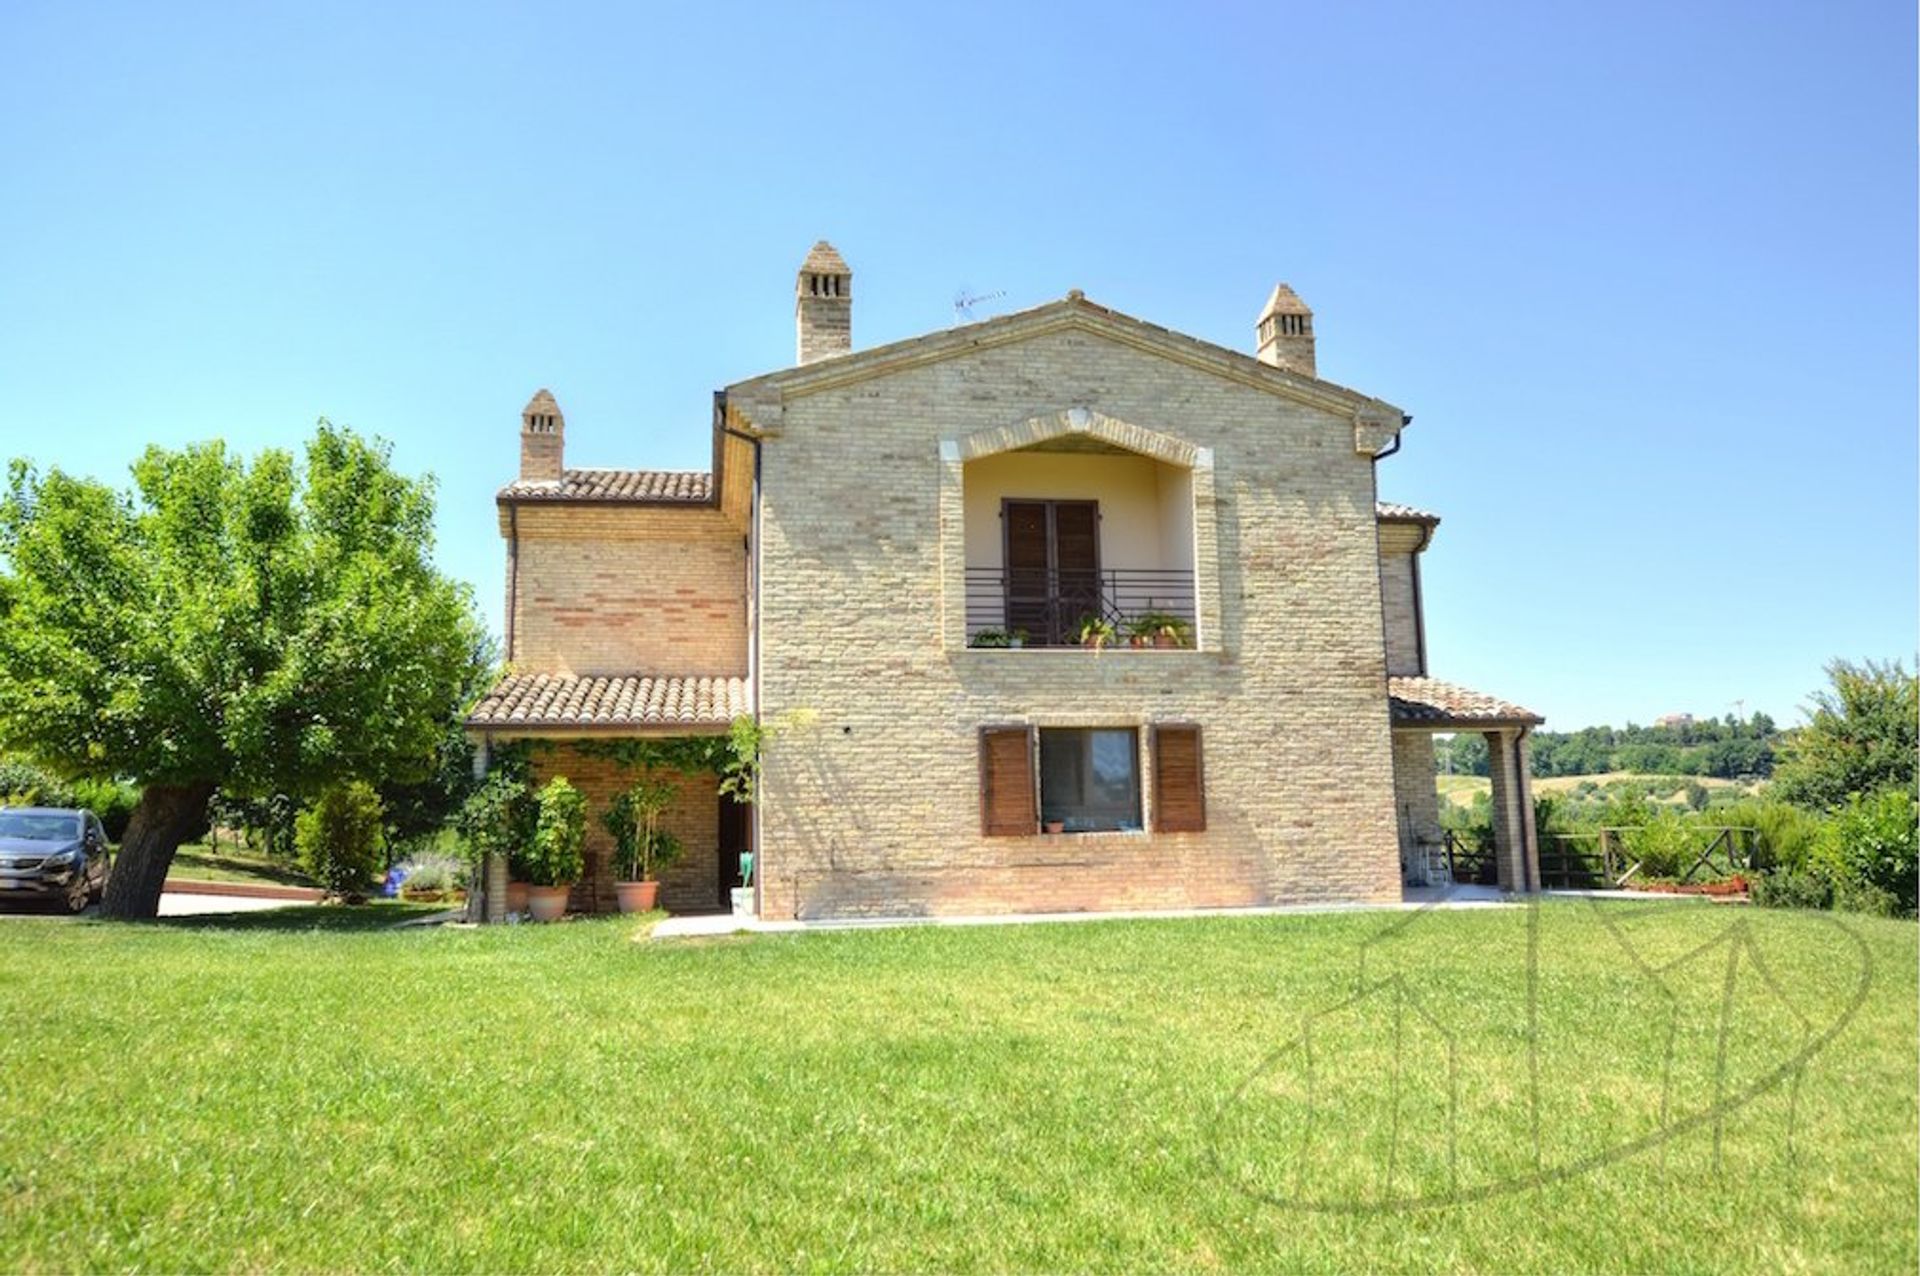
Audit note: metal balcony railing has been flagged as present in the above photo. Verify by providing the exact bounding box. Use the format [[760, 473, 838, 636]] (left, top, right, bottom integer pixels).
[[964, 567, 1197, 648]]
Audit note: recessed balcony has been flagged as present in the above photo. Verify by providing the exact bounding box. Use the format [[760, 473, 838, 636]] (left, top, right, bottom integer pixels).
[[961, 442, 1199, 650]]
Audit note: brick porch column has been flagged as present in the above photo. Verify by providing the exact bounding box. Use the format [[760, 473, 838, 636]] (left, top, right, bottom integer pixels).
[[484, 852, 507, 922], [1484, 728, 1540, 893]]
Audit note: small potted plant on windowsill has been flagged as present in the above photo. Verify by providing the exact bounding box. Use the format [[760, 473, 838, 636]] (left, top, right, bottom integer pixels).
[[524, 776, 586, 922], [1044, 819, 1066, 834], [1128, 610, 1193, 649], [604, 772, 684, 914], [1076, 615, 1117, 650]]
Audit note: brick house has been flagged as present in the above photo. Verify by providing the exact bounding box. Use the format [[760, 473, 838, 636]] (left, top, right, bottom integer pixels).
[[465, 242, 1543, 920]]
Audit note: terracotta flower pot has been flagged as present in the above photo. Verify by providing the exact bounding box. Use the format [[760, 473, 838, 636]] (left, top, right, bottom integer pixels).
[[526, 884, 571, 922], [616, 880, 660, 914], [505, 880, 530, 914], [1044, 820, 1065, 834], [1153, 633, 1181, 649]]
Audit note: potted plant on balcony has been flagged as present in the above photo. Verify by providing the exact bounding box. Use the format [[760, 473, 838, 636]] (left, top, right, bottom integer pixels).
[[604, 772, 684, 913], [1076, 615, 1117, 650], [524, 777, 586, 922], [1128, 610, 1193, 649]]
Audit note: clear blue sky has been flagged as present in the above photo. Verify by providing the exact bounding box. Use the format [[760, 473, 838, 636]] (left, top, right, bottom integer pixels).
[[1, 1, 1912, 729]]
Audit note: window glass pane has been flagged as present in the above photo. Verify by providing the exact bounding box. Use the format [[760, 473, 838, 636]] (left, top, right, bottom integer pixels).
[[1037, 728, 1141, 832]]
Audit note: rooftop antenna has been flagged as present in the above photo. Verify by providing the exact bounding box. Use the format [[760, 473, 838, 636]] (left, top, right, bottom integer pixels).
[[953, 287, 1006, 324]]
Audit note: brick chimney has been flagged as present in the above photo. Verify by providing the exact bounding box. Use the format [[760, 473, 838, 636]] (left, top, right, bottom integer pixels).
[[1256, 283, 1315, 377], [795, 240, 852, 365], [519, 388, 564, 483]]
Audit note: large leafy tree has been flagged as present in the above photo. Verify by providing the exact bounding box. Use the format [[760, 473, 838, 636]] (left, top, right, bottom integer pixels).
[[0, 425, 489, 918], [1771, 658, 1919, 811]]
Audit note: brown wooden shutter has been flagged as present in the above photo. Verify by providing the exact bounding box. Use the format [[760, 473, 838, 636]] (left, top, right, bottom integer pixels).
[[1152, 725, 1206, 833], [980, 726, 1036, 837]]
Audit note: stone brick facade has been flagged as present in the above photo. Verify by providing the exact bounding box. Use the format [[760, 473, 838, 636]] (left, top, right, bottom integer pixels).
[[469, 244, 1544, 920], [505, 504, 746, 677], [727, 313, 1409, 920]]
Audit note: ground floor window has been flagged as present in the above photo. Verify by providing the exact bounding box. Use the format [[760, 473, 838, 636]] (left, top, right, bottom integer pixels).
[[1038, 728, 1142, 832]]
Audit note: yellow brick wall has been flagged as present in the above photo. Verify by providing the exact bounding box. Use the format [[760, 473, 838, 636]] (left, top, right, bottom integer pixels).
[[527, 744, 726, 914], [736, 325, 1404, 919], [505, 504, 747, 677], [1379, 550, 1422, 677], [1390, 729, 1440, 872]]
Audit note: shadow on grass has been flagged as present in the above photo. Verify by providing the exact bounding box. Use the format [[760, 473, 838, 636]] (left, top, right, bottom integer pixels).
[[154, 903, 448, 933], [163, 847, 320, 889]]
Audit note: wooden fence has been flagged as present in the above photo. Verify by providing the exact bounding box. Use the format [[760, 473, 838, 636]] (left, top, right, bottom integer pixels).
[[1444, 826, 1756, 890]]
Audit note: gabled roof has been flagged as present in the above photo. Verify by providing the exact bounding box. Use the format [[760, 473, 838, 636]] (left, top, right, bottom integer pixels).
[[467, 673, 748, 733], [1389, 677, 1543, 729], [498, 468, 712, 505], [727, 291, 1405, 422]]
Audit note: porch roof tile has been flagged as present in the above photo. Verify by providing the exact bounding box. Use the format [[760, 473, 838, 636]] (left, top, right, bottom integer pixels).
[[1376, 501, 1439, 524], [467, 672, 748, 732], [1389, 676, 1543, 728]]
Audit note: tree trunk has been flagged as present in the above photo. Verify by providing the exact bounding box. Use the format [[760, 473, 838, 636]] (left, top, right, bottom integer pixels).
[[99, 782, 216, 920]]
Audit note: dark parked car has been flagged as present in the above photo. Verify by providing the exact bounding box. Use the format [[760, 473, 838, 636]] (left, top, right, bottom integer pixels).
[[0, 807, 112, 913]]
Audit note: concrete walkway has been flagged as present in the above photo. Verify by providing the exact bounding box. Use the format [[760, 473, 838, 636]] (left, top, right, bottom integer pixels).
[[650, 884, 1540, 940]]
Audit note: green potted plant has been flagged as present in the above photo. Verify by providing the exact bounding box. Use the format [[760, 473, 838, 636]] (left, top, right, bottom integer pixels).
[[1127, 610, 1192, 649], [969, 627, 1030, 650], [603, 772, 684, 913], [455, 771, 534, 917], [524, 777, 586, 921], [1076, 615, 1117, 650]]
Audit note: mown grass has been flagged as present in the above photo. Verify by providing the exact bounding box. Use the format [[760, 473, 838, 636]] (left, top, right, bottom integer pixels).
[[0, 903, 1911, 1272], [164, 842, 319, 889]]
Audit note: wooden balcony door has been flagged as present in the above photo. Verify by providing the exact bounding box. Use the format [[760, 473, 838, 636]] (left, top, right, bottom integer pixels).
[[1003, 499, 1100, 645]]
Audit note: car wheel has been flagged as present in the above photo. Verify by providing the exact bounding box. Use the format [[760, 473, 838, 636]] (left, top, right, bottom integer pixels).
[[65, 877, 89, 914]]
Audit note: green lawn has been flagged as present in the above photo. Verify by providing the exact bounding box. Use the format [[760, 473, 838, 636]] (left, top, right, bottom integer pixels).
[[164, 842, 320, 889], [0, 903, 1912, 1272]]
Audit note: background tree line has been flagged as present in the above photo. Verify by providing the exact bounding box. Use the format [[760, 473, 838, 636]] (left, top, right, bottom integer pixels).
[[1439, 711, 1780, 780]]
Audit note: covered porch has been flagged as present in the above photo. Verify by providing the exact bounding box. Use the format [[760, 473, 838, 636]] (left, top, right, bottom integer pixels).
[[464, 672, 753, 921], [1388, 676, 1544, 895]]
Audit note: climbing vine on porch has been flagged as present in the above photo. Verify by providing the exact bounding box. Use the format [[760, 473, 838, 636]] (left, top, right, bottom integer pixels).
[[575, 715, 770, 804]]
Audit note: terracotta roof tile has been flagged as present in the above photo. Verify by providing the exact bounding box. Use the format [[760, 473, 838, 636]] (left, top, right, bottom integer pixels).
[[467, 673, 748, 731], [498, 469, 712, 504], [1389, 676, 1542, 728], [1376, 501, 1439, 523]]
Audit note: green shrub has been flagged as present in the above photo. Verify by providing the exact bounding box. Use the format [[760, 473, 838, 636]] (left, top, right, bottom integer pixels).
[[397, 853, 464, 894], [1751, 870, 1831, 911], [1626, 810, 1694, 879], [1718, 797, 1823, 874], [1833, 878, 1902, 918], [295, 782, 386, 897], [1814, 788, 1918, 915], [69, 777, 139, 840], [526, 777, 586, 888]]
